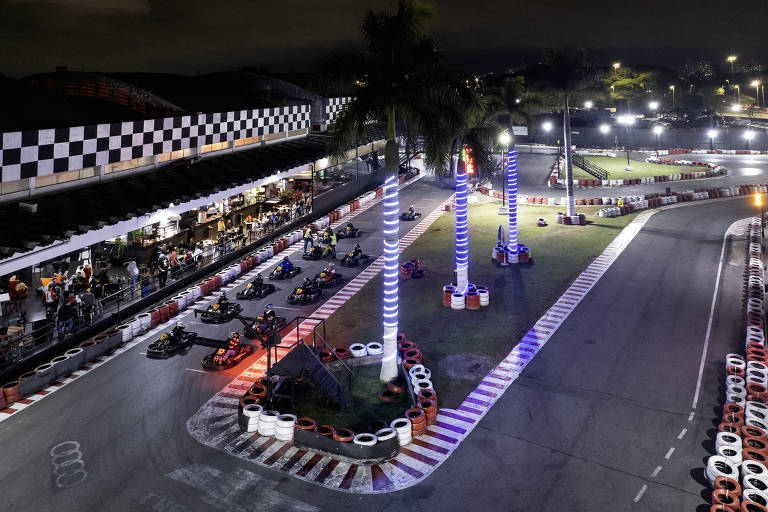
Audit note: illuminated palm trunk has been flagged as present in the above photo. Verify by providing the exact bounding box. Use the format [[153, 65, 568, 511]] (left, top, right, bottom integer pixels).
[[506, 148, 519, 253], [380, 136, 400, 382], [454, 148, 470, 293]]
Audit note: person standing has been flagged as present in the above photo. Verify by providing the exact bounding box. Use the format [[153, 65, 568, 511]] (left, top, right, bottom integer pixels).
[[125, 258, 139, 295], [328, 231, 337, 258], [57, 298, 76, 338], [303, 226, 314, 253], [157, 252, 169, 288]]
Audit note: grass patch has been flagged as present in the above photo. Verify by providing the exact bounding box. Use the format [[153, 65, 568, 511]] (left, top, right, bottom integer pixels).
[[323, 201, 638, 409], [574, 155, 702, 179], [289, 363, 410, 432]]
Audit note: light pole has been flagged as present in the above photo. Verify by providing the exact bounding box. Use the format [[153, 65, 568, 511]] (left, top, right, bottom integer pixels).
[[613, 62, 621, 71], [752, 80, 761, 108], [542, 121, 553, 146], [736, 84, 741, 104], [648, 101, 659, 115], [599, 123, 610, 149], [498, 132, 511, 207], [584, 100, 593, 121], [727, 55, 737, 74], [669, 85, 676, 109], [617, 115, 635, 169], [653, 125, 663, 151], [708, 129, 718, 151], [745, 130, 755, 151]]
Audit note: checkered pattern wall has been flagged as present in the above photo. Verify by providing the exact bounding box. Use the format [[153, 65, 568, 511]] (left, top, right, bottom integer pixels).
[[325, 97, 353, 124], [0, 105, 311, 183]]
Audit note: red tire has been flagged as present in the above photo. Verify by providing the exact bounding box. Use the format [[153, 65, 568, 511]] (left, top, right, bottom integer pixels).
[[712, 488, 740, 510], [332, 428, 355, 442], [743, 425, 768, 442], [295, 417, 316, 431], [314, 424, 334, 436], [714, 476, 742, 496]]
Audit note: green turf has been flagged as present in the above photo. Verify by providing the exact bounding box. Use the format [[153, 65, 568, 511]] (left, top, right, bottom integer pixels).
[[322, 201, 638, 409], [573, 155, 703, 179], [288, 363, 411, 432]]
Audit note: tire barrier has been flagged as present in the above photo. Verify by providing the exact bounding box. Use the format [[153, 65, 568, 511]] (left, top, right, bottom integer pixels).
[[241, 404, 262, 433], [275, 414, 297, 442], [704, 217, 768, 507], [257, 409, 278, 436], [366, 342, 383, 355], [349, 343, 368, 357], [49, 441, 87, 489], [332, 428, 355, 443], [391, 417, 412, 446]]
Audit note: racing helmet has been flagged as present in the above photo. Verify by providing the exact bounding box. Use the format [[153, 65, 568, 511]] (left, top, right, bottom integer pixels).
[[266, 303, 273, 310], [283, 256, 289, 261], [354, 243, 361, 250], [328, 263, 335, 269], [175, 321, 185, 329]]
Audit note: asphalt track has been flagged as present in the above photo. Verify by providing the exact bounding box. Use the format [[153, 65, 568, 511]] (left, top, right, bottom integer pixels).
[[0, 175, 759, 511]]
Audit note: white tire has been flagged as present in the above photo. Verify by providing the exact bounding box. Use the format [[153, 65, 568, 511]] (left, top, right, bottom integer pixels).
[[717, 445, 743, 465], [397, 434, 413, 446], [375, 428, 397, 442], [353, 433, 377, 446], [744, 474, 768, 494], [728, 385, 747, 399], [408, 364, 426, 377], [748, 418, 768, 430], [391, 418, 411, 436], [748, 401, 768, 413], [727, 394, 746, 405], [258, 424, 276, 437], [750, 362, 768, 373], [728, 353, 746, 364], [727, 375, 746, 388], [349, 343, 368, 357], [716, 432, 742, 452], [412, 379, 433, 392], [706, 456, 738, 484], [747, 408, 768, 423], [410, 372, 430, 384], [748, 375, 768, 387], [743, 460, 768, 480], [728, 359, 746, 370], [744, 488, 768, 508], [275, 430, 293, 442], [243, 404, 263, 418], [366, 343, 383, 355], [277, 414, 297, 428], [260, 410, 279, 423]]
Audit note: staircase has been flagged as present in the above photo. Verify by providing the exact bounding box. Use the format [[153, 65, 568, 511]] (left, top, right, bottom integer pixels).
[[270, 342, 350, 408], [570, 153, 610, 180]]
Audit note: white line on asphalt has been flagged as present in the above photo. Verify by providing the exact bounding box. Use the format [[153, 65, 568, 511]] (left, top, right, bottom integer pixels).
[[186, 368, 212, 374], [273, 306, 303, 311], [633, 484, 648, 502], [678, 428, 687, 439], [664, 447, 675, 460], [688, 412, 695, 422], [691, 226, 731, 411], [650, 466, 662, 478]]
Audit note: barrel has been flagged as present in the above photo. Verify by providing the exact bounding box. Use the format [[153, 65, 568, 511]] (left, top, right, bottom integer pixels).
[[137, 313, 151, 333], [450, 293, 465, 310], [117, 324, 133, 344], [158, 304, 170, 323], [443, 286, 456, 307], [213, 274, 222, 289], [65, 347, 86, 370], [478, 289, 490, 306], [149, 308, 160, 327], [129, 317, 142, 336], [166, 299, 179, 318], [466, 292, 481, 310]]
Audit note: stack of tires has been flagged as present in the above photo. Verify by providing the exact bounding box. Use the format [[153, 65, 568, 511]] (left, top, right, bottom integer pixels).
[[705, 217, 768, 511]]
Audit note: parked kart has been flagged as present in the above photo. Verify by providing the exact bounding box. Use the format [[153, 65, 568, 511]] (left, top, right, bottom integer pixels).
[[201, 333, 253, 371], [400, 211, 421, 221], [340, 248, 369, 267], [286, 280, 323, 305], [200, 294, 243, 323], [235, 276, 276, 300], [269, 260, 301, 280], [302, 244, 334, 260], [318, 228, 334, 244], [336, 226, 361, 239], [146, 324, 196, 358], [314, 270, 342, 288], [245, 314, 287, 338], [400, 259, 425, 279]]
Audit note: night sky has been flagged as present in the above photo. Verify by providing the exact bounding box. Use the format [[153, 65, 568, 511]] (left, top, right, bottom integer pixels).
[[1, 0, 766, 77]]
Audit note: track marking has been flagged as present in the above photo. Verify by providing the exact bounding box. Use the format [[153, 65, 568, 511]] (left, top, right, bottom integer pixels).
[[186, 368, 213, 374], [677, 428, 687, 440], [664, 447, 675, 460], [650, 466, 662, 478], [633, 484, 648, 502], [688, 412, 695, 422]]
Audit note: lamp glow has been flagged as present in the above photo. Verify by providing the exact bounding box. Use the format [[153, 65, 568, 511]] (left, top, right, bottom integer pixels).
[[584, 100, 593, 109], [648, 101, 659, 110], [708, 129, 718, 139], [542, 121, 553, 132], [652, 125, 664, 135], [599, 124, 610, 134], [499, 132, 511, 145], [745, 130, 756, 140]]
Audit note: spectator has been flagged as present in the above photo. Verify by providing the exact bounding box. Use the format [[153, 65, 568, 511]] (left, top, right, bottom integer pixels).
[[169, 247, 180, 278], [80, 287, 96, 323], [125, 258, 139, 294], [57, 299, 76, 338], [157, 252, 169, 288]]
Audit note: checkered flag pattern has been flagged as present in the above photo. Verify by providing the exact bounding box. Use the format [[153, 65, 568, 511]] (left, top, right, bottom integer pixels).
[[0, 105, 311, 182], [325, 97, 353, 125]]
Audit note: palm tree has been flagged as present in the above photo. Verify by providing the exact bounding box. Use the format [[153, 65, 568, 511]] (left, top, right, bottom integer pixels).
[[539, 49, 598, 217], [330, 0, 438, 382]]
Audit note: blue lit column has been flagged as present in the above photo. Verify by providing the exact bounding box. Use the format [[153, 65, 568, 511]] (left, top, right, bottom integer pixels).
[[455, 152, 470, 294], [380, 174, 400, 381], [506, 148, 519, 253]]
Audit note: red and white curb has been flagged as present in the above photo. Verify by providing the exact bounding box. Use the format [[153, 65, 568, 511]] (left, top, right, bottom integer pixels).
[[188, 194, 751, 493], [0, 173, 425, 422]]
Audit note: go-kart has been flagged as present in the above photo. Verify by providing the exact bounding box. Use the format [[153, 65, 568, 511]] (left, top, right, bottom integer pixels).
[[200, 294, 243, 323], [336, 226, 361, 239], [235, 277, 276, 300], [286, 282, 323, 305], [340, 250, 369, 267], [315, 270, 343, 288], [201, 335, 253, 371], [245, 314, 287, 338], [400, 211, 421, 221], [400, 259, 425, 279], [318, 228, 334, 244], [146, 324, 196, 358], [302, 245, 334, 260], [269, 262, 301, 280]]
